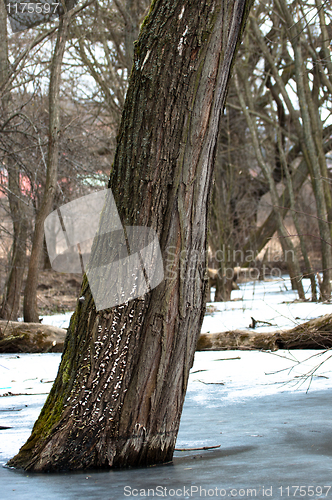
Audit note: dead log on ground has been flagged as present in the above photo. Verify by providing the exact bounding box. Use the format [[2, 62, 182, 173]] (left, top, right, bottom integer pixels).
[[0, 320, 67, 353], [197, 313, 332, 351]]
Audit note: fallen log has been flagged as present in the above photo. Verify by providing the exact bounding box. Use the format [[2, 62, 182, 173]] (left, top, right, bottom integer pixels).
[[1, 313, 332, 353], [197, 329, 277, 351], [0, 320, 67, 353], [197, 313, 332, 351], [274, 313, 332, 350]]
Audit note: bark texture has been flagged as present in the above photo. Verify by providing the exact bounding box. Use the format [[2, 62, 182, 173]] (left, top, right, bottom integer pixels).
[[9, 0, 253, 471]]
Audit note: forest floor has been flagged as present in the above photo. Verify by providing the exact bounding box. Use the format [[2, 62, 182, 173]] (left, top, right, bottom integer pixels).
[[0, 257, 82, 317], [36, 271, 332, 335]]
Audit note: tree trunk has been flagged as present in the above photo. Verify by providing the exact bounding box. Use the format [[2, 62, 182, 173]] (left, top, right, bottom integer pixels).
[[0, 165, 28, 320], [215, 273, 233, 301], [23, 15, 70, 322], [9, 0, 253, 471], [276, 0, 332, 300], [0, 2, 28, 320], [277, 126, 317, 300], [0, 0, 8, 90], [235, 70, 305, 299]]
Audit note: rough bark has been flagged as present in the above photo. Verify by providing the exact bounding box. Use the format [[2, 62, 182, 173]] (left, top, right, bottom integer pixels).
[[23, 15, 70, 322], [9, 0, 253, 471]]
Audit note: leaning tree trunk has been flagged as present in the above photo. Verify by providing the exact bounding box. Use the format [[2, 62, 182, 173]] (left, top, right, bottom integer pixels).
[[9, 0, 253, 471]]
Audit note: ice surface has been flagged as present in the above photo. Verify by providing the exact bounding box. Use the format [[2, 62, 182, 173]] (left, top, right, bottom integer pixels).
[[4, 276, 332, 497], [1, 349, 332, 460], [1, 351, 332, 498]]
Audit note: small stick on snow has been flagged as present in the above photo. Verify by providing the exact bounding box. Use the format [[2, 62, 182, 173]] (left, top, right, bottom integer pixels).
[[175, 445, 221, 451]]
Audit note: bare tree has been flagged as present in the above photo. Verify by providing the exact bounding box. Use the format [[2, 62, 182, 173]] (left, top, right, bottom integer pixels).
[[23, 13, 72, 322], [249, 1, 332, 299], [210, 0, 332, 301], [9, 0, 253, 471], [0, 2, 29, 319]]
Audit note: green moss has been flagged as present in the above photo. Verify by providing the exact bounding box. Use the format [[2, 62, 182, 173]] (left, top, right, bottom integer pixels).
[[140, 0, 158, 31], [19, 397, 64, 452], [18, 310, 80, 454], [61, 357, 71, 385], [68, 309, 78, 330]]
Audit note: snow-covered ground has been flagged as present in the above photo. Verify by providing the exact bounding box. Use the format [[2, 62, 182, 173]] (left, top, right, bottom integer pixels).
[[39, 310, 73, 329], [203, 275, 332, 334]]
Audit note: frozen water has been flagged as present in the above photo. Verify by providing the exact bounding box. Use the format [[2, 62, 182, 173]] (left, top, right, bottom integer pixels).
[[1, 350, 332, 498], [4, 276, 332, 498]]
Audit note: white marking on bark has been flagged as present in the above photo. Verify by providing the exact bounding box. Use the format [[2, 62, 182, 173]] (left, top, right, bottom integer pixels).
[[178, 26, 188, 56], [141, 49, 152, 70]]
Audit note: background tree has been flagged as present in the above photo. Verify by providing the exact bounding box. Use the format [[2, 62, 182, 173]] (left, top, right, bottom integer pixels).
[[0, 1, 30, 320], [22, 12, 72, 322], [208, 0, 332, 301], [1, 0, 129, 320]]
